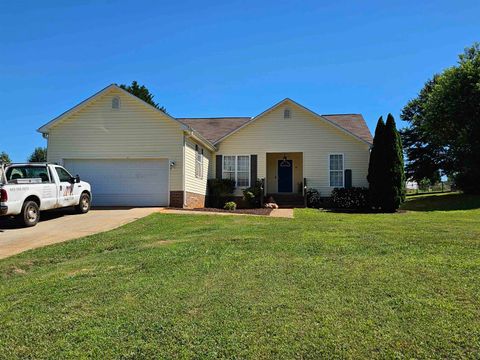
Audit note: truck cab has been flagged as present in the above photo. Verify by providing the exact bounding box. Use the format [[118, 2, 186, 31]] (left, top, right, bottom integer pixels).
[[0, 163, 92, 227]]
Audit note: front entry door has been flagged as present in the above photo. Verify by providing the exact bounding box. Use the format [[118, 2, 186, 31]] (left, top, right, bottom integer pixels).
[[278, 159, 293, 192]]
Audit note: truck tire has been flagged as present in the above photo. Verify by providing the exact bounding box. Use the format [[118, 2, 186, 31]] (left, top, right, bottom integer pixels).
[[75, 193, 91, 214], [21, 200, 40, 227]]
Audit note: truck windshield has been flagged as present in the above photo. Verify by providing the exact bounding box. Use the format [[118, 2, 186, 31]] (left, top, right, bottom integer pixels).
[[5, 166, 51, 183]]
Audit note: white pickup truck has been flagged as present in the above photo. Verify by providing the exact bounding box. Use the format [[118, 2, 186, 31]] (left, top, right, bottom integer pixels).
[[0, 163, 92, 227]]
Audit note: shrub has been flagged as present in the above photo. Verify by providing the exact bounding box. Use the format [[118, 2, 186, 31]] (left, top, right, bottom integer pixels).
[[306, 188, 321, 208], [418, 178, 431, 191], [207, 179, 236, 208], [331, 187, 369, 210], [242, 179, 263, 208], [223, 201, 237, 210]]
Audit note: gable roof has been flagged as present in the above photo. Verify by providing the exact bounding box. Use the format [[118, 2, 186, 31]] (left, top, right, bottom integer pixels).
[[323, 114, 373, 143], [38, 85, 372, 151], [37, 84, 217, 151], [177, 117, 251, 143], [210, 98, 373, 146]]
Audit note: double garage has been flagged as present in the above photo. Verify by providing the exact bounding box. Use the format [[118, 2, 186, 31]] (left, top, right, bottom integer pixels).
[[64, 159, 170, 207]]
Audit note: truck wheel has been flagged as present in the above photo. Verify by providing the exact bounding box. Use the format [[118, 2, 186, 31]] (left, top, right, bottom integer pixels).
[[21, 200, 40, 227], [76, 193, 91, 214]]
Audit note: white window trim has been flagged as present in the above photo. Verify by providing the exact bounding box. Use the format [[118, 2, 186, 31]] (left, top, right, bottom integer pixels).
[[221, 154, 251, 188], [195, 145, 203, 179], [328, 153, 345, 188]]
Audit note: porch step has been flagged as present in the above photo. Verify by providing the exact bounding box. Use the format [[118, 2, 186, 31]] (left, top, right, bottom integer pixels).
[[266, 194, 305, 208]]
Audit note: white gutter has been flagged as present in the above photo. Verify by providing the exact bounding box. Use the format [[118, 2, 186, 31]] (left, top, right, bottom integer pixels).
[[182, 133, 187, 207]]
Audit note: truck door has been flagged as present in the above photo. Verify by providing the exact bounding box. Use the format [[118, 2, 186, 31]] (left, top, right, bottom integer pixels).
[[54, 166, 78, 207]]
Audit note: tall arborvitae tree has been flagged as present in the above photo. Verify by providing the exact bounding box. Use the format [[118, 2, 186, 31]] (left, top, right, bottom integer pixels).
[[367, 117, 386, 209], [382, 114, 405, 212]]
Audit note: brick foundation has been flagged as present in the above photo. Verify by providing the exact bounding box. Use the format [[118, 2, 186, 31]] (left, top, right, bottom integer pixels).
[[169, 191, 206, 208], [169, 191, 184, 208], [185, 191, 206, 208]]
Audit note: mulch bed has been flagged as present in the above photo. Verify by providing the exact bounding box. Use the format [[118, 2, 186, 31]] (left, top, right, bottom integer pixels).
[[175, 208, 273, 216]]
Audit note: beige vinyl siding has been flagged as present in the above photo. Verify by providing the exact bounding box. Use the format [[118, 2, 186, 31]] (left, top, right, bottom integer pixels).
[[47, 88, 184, 191], [214, 102, 371, 196], [184, 138, 211, 195]]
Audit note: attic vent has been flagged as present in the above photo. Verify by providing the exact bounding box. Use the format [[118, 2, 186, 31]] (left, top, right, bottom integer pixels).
[[112, 96, 120, 109], [284, 108, 291, 119]]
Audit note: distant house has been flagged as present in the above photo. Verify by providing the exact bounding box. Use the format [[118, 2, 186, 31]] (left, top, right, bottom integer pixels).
[[38, 84, 373, 207], [406, 180, 419, 190]]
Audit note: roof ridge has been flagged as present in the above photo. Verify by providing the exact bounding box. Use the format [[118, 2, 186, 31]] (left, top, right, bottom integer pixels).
[[322, 113, 362, 116], [177, 117, 251, 120]]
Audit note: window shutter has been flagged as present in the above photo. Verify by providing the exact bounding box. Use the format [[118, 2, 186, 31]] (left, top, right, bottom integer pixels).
[[250, 155, 257, 186], [345, 169, 352, 189], [216, 155, 222, 179]]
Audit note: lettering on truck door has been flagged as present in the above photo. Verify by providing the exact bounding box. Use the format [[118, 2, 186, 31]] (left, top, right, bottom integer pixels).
[[54, 166, 77, 207]]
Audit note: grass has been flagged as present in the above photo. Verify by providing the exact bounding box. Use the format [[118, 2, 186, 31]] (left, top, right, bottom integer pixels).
[[1, 193, 479, 359]]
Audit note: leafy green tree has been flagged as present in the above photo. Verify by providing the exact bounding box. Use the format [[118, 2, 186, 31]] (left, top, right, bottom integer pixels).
[[382, 114, 405, 212], [28, 147, 47, 163], [367, 117, 386, 209], [0, 151, 11, 163], [401, 43, 480, 193], [119, 81, 166, 113]]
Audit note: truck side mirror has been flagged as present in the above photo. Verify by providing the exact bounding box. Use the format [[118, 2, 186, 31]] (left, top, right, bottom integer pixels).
[[75, 175, 81, 183]]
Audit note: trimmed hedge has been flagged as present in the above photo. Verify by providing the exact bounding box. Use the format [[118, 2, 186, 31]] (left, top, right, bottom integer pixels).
[[207, 178, 236, 208], [331, 187, 369, 209], [306, 188, 321, 208]]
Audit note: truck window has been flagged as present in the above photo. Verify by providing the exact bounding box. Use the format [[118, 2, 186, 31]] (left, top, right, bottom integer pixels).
[[5, 166, 51, 183], [55, 167, 73, 182]]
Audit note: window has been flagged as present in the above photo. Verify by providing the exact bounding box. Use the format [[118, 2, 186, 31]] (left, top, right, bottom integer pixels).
[[195, 145, 203, 178], [55, 167, 73, 182], [6, 166, 51, 183], [222, 155, 250, 187], [284, 108, 291, 119], [236, 156, 250, 187], [112, 96, 120, 109], [329, 154, 344, 187]]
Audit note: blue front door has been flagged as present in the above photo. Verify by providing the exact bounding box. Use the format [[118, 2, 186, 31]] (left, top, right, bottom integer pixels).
[[278, 159, 293, 192]]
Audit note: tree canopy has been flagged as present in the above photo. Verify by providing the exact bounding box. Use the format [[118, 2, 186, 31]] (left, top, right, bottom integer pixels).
[[28, 147, 47, 163], [118, 81, 166, 113], [400, 43, 480, 193], [0, 151, 11, 163]]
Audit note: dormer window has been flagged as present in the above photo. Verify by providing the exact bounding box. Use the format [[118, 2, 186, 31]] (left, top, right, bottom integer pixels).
[[284, 108, 291, 119], [112, 96, 120, 109]]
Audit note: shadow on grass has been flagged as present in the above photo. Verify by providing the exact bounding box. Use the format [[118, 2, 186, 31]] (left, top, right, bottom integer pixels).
[[401, 192, 480, 211]]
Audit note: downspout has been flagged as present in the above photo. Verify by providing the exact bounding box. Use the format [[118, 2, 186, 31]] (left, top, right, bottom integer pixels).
[[182, 133, 187, 208]]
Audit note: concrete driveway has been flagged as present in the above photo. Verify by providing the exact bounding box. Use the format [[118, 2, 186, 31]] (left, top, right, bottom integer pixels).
[[0, 207, 161, 259]]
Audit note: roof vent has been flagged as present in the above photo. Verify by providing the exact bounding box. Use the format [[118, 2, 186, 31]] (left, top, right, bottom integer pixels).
[[112, 96, 120, 109]]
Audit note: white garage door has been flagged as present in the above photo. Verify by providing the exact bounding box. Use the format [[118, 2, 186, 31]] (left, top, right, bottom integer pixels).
[[64, 159, 170, 206]]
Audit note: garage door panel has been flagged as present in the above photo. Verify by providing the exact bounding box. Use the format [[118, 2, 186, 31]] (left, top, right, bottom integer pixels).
[[64, 159, 169, 206]]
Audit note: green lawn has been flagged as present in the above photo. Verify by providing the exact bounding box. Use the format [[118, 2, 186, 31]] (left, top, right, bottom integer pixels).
[[1, 194, 479, 359]]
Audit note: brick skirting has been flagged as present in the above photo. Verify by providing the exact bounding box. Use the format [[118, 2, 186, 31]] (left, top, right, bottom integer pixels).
[[185, 191, 206, 208], [169, 191, 184, 208], [169, 191, 206, 208]]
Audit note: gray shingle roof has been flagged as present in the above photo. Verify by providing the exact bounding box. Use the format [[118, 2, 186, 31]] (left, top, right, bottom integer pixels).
[[178, 114, 372, 145], [322, 114, 373, 143], [177, 117, 251, 143]]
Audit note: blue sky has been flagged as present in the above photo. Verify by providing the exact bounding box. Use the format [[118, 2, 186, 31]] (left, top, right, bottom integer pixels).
[[1, 0, 478, 161]]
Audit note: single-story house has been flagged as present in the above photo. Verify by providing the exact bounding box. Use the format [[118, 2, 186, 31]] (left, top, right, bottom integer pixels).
[[38, 84, 373, 208]]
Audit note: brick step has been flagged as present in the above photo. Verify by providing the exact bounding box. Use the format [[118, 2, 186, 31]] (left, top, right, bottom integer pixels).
[[266, 194, 305, 208]]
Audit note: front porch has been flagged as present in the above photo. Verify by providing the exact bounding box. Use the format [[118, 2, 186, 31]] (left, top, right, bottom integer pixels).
[[265, 152, 305, 207]]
